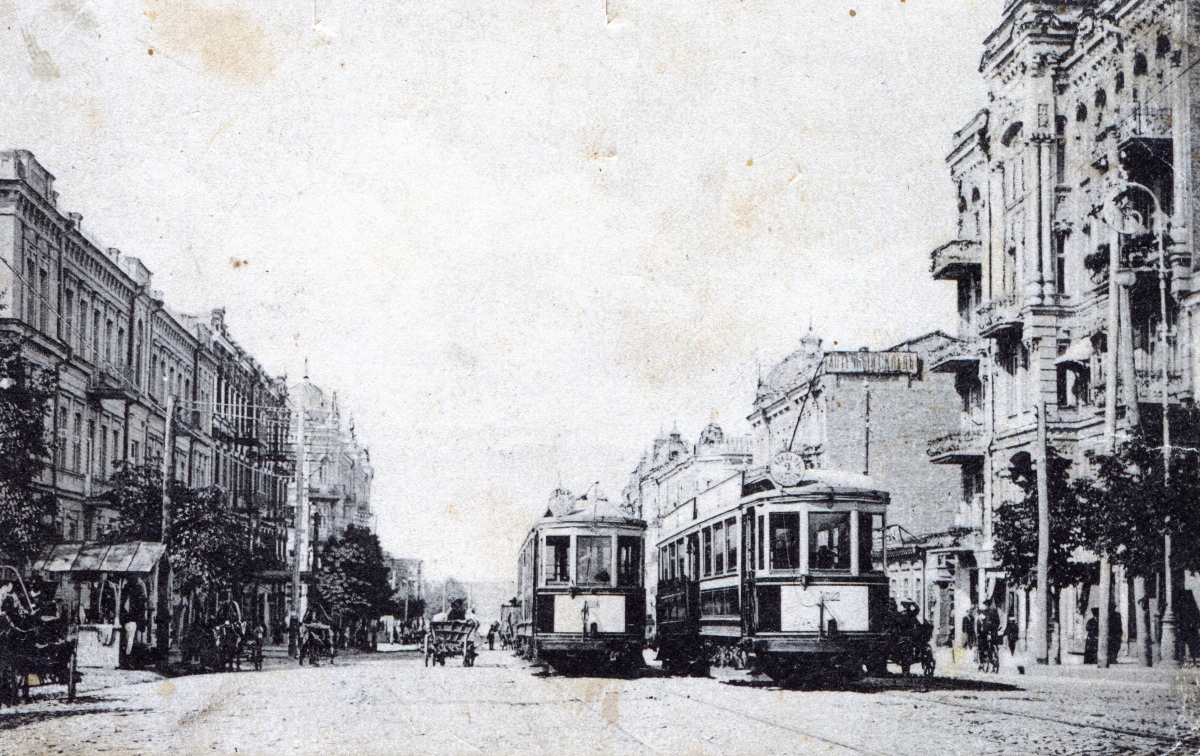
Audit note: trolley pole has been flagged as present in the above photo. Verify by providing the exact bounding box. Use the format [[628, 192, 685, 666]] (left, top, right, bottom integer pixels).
[[1033, 400, 1051, 665], [156, 395, 176, 670]]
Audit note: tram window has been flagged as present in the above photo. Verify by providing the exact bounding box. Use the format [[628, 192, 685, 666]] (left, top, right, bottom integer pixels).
[[713, 522, 724, 574], [809, 512, 851, 571], [860, 513, 881, 573], [726, 517, 738, 572], [617, 536, 641, 586], [676, 539, 687, 579], [769, 512, 801, 570], [702, 527, 713, 577], [545, 536, 570, 584], [577, 536, 612, 585], [667, 542, 676, 581]]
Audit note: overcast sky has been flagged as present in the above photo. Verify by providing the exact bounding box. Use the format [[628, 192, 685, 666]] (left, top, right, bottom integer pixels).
[[1, 0, 998, 580]]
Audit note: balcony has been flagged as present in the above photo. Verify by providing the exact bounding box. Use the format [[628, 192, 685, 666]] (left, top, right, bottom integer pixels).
[[976, 295, 1022, 338], [927, 430, 985, 465], [1116, 105, 1172, 144], [930, 240, 982, 281], [85, 365, 137, 400], [928, 338, 984, 374]]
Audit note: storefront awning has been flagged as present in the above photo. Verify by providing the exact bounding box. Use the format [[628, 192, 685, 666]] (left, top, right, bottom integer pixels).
[[33, 541, 167, 574]]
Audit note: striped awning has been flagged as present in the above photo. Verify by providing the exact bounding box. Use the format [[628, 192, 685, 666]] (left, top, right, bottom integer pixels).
[[32, 541, 166, 574]]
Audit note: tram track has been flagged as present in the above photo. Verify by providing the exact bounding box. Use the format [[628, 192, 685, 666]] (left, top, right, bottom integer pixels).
[[877, 687, 1197, 751]]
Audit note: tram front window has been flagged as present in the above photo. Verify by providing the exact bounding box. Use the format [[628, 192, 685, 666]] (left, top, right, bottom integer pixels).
[[545, 536, 570, 584], [769, 512, 800, 570], [809, 512, 851, 571], [860, 513, 882, 573], [577, 535, 612, 585], [617, 536, 641, 586]]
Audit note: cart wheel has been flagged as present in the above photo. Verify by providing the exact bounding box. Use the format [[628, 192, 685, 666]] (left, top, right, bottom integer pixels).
[[66, 651, 77, 703]]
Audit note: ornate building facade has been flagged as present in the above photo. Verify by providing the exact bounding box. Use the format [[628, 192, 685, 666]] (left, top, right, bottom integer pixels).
[[929, 0, 1198, 659]]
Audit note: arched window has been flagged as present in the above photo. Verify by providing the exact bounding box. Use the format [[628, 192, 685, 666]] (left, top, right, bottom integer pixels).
[[1156, 33, 1170, 59], [971, 187, 981, 203], [1115, 71, 1125, 92], [1134, 52, 1148, 75], [1094, 89, 1107, 110]]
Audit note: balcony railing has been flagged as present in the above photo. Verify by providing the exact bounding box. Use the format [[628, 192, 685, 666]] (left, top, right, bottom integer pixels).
[[1116, 104, 1173, 144], [976, 295, 1021, 338], [930, 240, 983, 281], [927, 430, 985, 464], [85, 365, 138, 400], [928, 338, 984, 374]]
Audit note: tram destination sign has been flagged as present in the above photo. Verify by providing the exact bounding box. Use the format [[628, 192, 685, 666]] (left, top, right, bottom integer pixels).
[[769, 450, 807, 488]]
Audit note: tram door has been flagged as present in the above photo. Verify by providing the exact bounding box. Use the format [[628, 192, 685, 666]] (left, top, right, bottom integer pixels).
[[685, 533, 701, 631], [742, 507, 756, 636]]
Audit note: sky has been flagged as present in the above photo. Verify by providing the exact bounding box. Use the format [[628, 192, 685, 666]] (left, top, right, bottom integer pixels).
[[0, 0, 999, 581]]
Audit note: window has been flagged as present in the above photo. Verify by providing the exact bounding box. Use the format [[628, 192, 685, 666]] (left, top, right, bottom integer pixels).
[[676, 538, 687, 580], [1094, 89, 1106, 111], [1115, 71, 1125, 93], [809, 512, 851, 570], [667, 541, 677, 581], [24, 258, 35, 323], [1075, 103, 1088, 122], [769, 512, 800, 570], [859, 513, 881, 574], [757, 514, 765, 570], [725, 517, 738, 572], [1055, 116, 1067, 183], [98, 425, 108, 479], [660, 547, 668, 581], [78, 298, 88, 352], [131, 440, 140, 464], [1134, 52, 1148, 75], [1054, 230, 1068, 294], [71, 413, 82, 472], [92, 310, 100, 361], [701, 587, 739, 617], [617, 536, 641, 586], [702, 527, 713, 576], [117, 328, 125, 367], [713, 521, 724, 574], [1156, 33, 1170, 59], [64, 290, 74, 343], [38, 270, 49, 332], [544, 535, 570, 583], [576, 536, 611, 585]]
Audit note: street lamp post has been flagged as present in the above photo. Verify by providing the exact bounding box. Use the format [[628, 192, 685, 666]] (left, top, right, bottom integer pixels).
[[1103, 181, 1177, 667]]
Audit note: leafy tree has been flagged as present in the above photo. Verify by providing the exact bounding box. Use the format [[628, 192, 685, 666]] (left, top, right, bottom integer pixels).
[[993, 446, 1093, 591], [104, 463, 255, 594], [0, 338, 58, 566], [1072, 414, 1200, 578], [312, 524, 392, 624]]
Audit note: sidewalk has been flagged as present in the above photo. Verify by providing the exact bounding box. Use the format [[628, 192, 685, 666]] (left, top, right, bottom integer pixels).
[[931, 645, 1189, 686]]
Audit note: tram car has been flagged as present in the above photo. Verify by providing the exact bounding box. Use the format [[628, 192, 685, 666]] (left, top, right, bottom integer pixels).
[[513, 489, 646, 672], [655, 454, 891, 683]]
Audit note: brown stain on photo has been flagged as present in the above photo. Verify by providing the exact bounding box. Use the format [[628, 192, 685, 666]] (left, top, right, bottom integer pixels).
[[147, 0, 276, 85]]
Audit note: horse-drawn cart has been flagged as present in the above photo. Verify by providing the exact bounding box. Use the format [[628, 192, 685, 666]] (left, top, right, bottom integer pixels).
[[0, 566, 79, 707], [424, 619, 479, 667]]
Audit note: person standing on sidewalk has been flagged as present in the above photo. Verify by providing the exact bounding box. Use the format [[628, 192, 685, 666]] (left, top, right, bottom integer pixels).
[[1107, 608, 1123, 666], [1084, 608, 1099, 665]]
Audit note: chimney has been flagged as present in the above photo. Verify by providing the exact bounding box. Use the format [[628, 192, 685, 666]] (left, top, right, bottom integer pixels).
[[108, 247, 121, 263], [66, 212, 82, 231]]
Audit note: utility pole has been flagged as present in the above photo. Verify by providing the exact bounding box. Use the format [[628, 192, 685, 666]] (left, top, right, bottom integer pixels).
[[1097, 232, 1122, 668], [291, 406, 307, 650], [156, 395, 176, 669], [1034, 400, 1051, 664]]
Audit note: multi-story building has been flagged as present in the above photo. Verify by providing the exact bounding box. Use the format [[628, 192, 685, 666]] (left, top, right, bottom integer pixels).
[[288, 377, 375, 619], [0, 149, 369, 650], [930, 0, 1198, 659]]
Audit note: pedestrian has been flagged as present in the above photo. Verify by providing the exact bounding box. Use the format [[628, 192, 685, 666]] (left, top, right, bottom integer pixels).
[[1083, 608, 1099, 664], [1107, 608, 1123, 666], [1004, 616, 1019, 655], [487, 622, 497, 650], [962, 607, 976, 649]]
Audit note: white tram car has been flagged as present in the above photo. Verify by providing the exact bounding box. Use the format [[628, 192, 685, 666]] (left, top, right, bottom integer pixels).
[[655, 460, 891, 682], [513, 493, 647, 672]]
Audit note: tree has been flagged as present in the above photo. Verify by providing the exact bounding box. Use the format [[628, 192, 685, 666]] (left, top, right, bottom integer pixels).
[[0, 339, 58, 567], [1072, 416, 1200, 578], [993, 446, 1094, 592], [104, 463, 255, 594], [312, 525, 392, 625]]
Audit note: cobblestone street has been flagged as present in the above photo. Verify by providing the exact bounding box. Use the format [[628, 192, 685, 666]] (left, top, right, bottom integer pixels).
[[2, 649, 1197, 755]]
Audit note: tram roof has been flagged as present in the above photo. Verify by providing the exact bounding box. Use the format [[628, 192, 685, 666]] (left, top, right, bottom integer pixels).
[[742, 467, 889, 501], [537, 498, 646, 528]]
